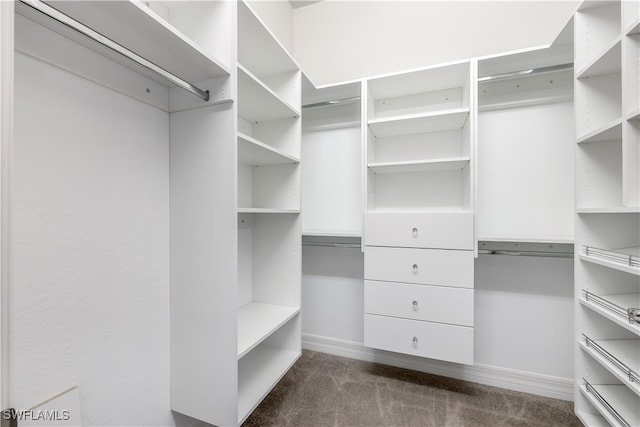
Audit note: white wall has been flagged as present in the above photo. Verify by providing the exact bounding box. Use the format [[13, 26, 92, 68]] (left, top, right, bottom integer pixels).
[[12, 51, 175, 425], [294, 1, 579, 86]]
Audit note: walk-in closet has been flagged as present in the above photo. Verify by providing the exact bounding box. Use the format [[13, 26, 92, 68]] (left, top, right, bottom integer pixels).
[[0, 0, 638, 426]]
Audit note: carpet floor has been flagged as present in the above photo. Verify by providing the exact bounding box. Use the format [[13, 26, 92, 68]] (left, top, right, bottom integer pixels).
[[243, 350, 581, 427]]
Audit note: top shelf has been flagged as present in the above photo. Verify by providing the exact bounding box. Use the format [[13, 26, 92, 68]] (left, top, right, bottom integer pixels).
[[237, 1, 298, 78], [37, 0, 230, 84]]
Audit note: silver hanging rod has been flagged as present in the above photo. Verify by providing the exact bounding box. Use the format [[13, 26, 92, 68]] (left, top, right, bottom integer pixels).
[[478, 63, 573, 82], [19, 0, 210, 102], [478, 249, 573, 258], [302, 97, 361, 110]]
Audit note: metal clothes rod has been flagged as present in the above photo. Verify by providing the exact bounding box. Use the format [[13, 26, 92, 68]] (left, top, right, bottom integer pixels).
[[302, 96, 361, 110], [19, 0, 210, 102], [478, 63, 574, 82], [478, 249, 573, 258], [302, 241, 361, 249]]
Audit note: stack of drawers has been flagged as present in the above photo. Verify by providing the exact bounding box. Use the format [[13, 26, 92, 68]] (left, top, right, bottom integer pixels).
[[363, 212, 475, 365]]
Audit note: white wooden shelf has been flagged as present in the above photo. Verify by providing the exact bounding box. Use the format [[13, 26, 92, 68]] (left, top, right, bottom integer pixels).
[[577, 119, 623, 144], [237, 345, 300, 424], [628, 109, 640, 122], [238, 64, 299, 123], [368, 108, 469, 138], [237, 1, 298, 78], [238, 133, 300, 166], [237, 302, 299, 358], [580, 246, 640, 276], [580, 291, 640, 335], [37, 1, 230, 83], [237, 208, 300, 214], [626, 18, 640, 36], [575, 410, 607, 427], [302, 230, 362, 238], [576, 38, 622, 79], [580, 382, 640, 427], [577, 207, 640, 214], [478, 235, 574, 244], [580, 336, 640, 396], [368, 157, 470, 174]]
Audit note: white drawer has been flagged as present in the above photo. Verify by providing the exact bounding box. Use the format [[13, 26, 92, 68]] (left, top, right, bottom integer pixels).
[[364, 280, 473, 326], [364, 246, 473, 288], [364, 314, 473, 365], [364, 212, 473, 249]]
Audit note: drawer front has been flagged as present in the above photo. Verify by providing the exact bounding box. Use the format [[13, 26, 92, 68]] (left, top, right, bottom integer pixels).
[[364, 212, 473, 249], [364, 314, 473, 365], [364, 246, 473, 288], [364, 280, 474, 326]]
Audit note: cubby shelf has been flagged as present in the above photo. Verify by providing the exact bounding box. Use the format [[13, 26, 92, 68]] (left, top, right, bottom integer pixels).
[[238, 64, 300, 123], [368, 157, 470, 174], [580, 290, 640, 335], [580, 382, 639, 427], [237, 302, 299, 358], [577, 118, 622, 144], [37, 0, 230, 83], [576, 38, 622, 79], [237, 345, 300, 424], [368, 109, 469, 137], [238, 133, 300, 166], [580, 336, 640, 396]]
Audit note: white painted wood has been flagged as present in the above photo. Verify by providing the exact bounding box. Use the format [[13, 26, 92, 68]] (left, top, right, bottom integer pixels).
[[364, 280, 473, 326], [237, 208, 300, 214], [170, 103, 237, 426], [575, 2, 621, 71], [575, 71, 622, 138], [623, 1, 640, 35], [301, 125, 362, 236], [577, 207, 640, 213], [478, 44, 573, 79], [38, 1, 230, 81], [575, 410, 608, 427], [579, 338, 640, 396], [237, 302, 300, 358], [364, 247, 473, 288], [238, 65, 299, 123], [622, 34, 640, 117], [364, 212, 474, 249], [576, 37, 622, 78], [580, 250, 640, 276], [576, 140, 623, 208], [623, 119, 640, 207], [368, 109, 469, 138], [580, 384, 640, 427], [364, 314, 473, 365], [577, 119, 623, 144], [371, 130, 463, 163], [579, 295, 640, 336], [477, 100, 574, 243], [368, 157, 469, 174], [238, 133, 300, 166]]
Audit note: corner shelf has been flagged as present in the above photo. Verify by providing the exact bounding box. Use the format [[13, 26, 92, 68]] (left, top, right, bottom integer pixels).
[[238, 64, 300, 123], [368, 157, 470, 174], [238, 133, 300, 166], [237, 302, 299, 358], [580, 290, 640, 335], [576, 38, 622, 79], [577, 119, 623, 144], [368, 108, 469, 138], [36, 0, 231, 83], [580, 381, 639, 427], [580, 335, 640, 396]]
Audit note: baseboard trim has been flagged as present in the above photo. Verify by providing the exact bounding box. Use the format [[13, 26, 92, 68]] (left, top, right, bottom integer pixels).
[[302, 333, 574, 402]]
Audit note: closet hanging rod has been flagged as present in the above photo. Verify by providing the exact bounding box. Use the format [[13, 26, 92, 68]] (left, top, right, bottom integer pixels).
[[19, 0, 210, 102], [478, 63, 573, 82], [302, 96, 361, 110], [478, 249, 573, 258]]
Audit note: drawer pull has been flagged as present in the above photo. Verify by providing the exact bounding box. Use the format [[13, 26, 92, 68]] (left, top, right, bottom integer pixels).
[[412, 336, 418, 345], [412, 227, 418, 237], [412, 300, 418, 309], [412, 264, 418, 272]]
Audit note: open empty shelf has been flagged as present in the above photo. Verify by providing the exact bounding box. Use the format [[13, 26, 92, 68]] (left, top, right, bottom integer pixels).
[[576, 38, 622, 78], [368, 157, 470, 174], [238, 133, 300, 166], [577, 119, 623, 144], [238, 64, 299, 123], [368, 109, 469, 138], [580, 335, 640, 395], [237, 302, 299, 358], [580, 380, 639, 427], [581, 290, 640, 334], [581, 246, 640, 275]]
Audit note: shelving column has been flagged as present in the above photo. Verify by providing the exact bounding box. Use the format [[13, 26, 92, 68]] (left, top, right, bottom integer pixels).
[[236, 1, 302, 425], [362, 61, 477, 365], [574, 1, 640, 425]]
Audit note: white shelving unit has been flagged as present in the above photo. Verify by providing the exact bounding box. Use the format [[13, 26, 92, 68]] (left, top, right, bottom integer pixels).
[[574, 1, 640, 425], [235, 2, 301, 425], [361, 61, 477, 365]]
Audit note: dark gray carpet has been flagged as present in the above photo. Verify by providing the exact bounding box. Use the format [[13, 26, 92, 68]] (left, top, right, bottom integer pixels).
[[244, 350, 581, 427]]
